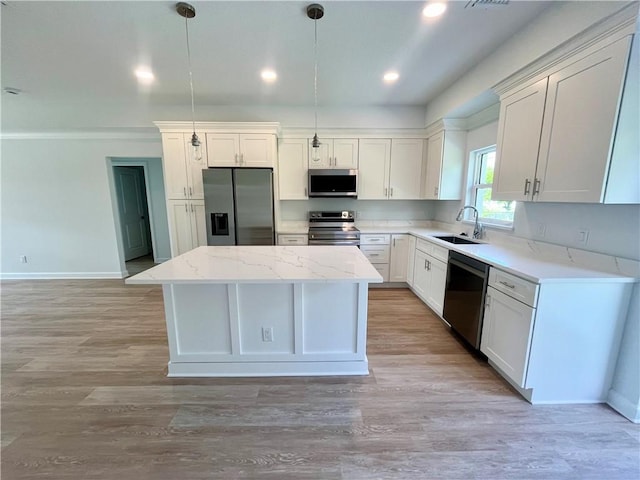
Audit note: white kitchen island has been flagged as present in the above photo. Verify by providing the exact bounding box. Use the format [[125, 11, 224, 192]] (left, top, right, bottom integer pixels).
[[126, 246, 383, 377]]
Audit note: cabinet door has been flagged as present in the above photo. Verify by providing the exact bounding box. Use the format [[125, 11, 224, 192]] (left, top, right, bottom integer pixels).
[[206, 133, 240, 166], [480, 286, 535, 388], [308, 141, 331, 169], [190, 200, 207, 250], [407, 235, 416, 287], [492, 78, 548, 201], [278, 139, 309, 200], [277, 234, 308, 245], [423, 132, 443, 199], [184, 136, 206, 199], [333, 139, 359, 168], [425, 257, 447, 316], [412, 250, 430, 302], [167, 200, 193, 256], [389, 139, 424, 200], [161, 134, 188, 199], [358, 139, 391, 199], [240, 134, 273, 167], [536, 37, 631, 203], [389, 234, 409, 282]]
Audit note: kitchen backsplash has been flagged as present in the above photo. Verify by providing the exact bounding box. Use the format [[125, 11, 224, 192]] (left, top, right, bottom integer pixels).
[[279, 199, 437, 221]]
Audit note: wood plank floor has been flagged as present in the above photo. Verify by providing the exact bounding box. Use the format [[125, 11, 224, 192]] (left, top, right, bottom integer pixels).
[[1, 280, 638, 479]]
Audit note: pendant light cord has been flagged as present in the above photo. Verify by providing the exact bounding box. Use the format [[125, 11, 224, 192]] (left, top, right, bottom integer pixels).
[[313, 14, 318, 135], [185, 15, 196, 137]]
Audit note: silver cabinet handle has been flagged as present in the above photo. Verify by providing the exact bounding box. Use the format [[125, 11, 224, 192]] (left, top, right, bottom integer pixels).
[[393, 238, 396, 247], [499, 280, 516, 289], [183, 187, 187, 197], [369, 253, 380, 257], [234, 153, 239, 164], [424, 259, 427, 269], [485, 295, 491, 308], [240, 153, 244, 165], [384, 187, 388, 197], [190, 203, 194, 213], [189, 187, 193, 197], [427, 260, 431, 271], [390, 187, 394, 197], [533, 178, 541, 196], [370, 239, 381, 242], [184, 204, 188, 213], [523, 178, 531, 195], [304, 187, 308, 197]]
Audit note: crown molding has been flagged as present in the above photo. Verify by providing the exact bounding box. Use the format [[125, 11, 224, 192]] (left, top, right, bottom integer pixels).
[[279, 127, 428, 139], [154, 121, 281, 135], [494, 3, 638, 96], [0, 130, 160, 141], [463, 103, 500, 130]]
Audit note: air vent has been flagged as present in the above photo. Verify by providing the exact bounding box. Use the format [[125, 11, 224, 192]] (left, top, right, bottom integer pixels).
[[465, 0, 509, 7]]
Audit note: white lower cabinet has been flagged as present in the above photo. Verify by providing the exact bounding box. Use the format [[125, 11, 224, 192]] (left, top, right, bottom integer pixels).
[[277, 234, 308, 245], [389, 234, 410, 282], [480, 267, 632, 404], [167, 200, 207, 257], [481, 286, 535, 387], [411, 237, 448, 316], [361, 234, 391, 282], [406, 235, 416, 287]]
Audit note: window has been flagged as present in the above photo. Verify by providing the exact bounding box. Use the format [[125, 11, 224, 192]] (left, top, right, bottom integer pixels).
[[467, 146, 515, 228]]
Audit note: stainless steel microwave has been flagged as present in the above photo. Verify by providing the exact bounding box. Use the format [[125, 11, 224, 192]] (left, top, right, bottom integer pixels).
[[308, 169, 358, 198]]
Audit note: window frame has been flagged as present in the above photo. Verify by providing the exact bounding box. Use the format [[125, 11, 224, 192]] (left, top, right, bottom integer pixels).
[[464, 145, 515, 230]]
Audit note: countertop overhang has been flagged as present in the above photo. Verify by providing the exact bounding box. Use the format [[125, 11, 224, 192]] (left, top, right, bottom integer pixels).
[[126, 246, 384, 285]]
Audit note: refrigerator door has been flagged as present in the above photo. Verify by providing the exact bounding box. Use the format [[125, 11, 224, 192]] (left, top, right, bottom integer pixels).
[[203, 168, 236, 246], [233, 169, 275, 245]]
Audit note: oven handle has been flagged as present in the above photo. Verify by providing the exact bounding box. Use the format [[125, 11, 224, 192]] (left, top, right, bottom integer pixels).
[[308, 239, 360, 246], [448, 257, 487, 279]]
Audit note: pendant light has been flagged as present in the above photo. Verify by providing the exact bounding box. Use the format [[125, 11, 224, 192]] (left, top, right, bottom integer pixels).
[[176, 2, 202, 161], [307, 4, 324, 149]]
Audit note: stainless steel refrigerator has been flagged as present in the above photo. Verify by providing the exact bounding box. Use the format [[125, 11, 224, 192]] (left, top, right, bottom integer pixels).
[[203, 168, 275, 246]]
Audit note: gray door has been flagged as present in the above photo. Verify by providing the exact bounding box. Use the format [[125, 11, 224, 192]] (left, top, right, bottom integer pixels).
[[114, 166, 152, 260], [203, 168, 236, 246], [234, 169, 275, 245]]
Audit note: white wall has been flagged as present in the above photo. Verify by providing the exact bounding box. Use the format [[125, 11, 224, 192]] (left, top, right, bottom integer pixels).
[[280, 199, 436, 222], [1, 136, 162, 278], [425, 1, 634, 124]]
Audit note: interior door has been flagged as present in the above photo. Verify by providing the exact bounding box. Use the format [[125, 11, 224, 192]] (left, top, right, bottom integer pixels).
[[114, 166, 151, 261]]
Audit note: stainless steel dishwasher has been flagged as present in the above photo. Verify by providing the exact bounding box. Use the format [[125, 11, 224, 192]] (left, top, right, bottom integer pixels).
[[442, 251, 490, 350]]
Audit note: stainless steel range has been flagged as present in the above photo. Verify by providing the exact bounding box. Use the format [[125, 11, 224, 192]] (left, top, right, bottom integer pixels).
[[308, 211, 360, 247]]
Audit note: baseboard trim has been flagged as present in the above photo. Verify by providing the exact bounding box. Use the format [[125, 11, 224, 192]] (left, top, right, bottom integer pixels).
[[167, 359, 370, 377], [1, 272, 126, 280], [607, 388, 640, 423]]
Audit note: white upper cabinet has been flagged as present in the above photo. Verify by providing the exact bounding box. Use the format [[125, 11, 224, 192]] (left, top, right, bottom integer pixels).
[[308, 138, 358, 169], [493, 34, 638, 204], [207, 133, 274, 167], [358, 138, 424, 200], [358, 139, 391, 199], [162, 133, 206, 200], [278, 139, 309, 200], [389, 139, 424, 200], [422, 129, 465, 200]]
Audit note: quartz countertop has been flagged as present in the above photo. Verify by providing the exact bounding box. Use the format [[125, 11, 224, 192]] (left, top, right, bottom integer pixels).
[[407, 228, 637, 284], [125, 246, 383, 285]]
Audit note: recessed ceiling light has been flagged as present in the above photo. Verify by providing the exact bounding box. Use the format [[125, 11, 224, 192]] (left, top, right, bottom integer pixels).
[[134, 68, 155, 83], [261, 69, 277, 82], [423, 2, 447, 18], [383, 71, 400, 83]]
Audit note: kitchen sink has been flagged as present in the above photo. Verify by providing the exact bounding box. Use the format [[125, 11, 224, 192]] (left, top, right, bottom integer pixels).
[[434, 235, 482, 245]]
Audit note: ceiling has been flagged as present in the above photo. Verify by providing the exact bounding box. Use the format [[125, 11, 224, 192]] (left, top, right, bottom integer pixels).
[[1, 1, 554, 130]]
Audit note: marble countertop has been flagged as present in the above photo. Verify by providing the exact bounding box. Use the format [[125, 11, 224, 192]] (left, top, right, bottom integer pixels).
[[126, 246, 384, 285], [407, 228, 637, 284]]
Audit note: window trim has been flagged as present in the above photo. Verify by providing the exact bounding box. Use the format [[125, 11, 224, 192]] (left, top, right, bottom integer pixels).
[[465, 145, 515, 229]]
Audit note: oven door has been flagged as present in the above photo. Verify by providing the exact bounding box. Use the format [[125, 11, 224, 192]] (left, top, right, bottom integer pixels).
[[308, 229, 360, 246], [308, 239, 360, 246]]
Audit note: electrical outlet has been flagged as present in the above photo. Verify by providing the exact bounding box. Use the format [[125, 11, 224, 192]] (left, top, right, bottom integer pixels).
[[19, 255, 27, 264], [262, 327, 274, 342], [576, 229, 589, 246], [535, 223, 546, 238]]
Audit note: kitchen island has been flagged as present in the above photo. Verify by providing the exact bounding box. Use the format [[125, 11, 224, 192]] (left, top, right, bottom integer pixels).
[[125, 246, 383, 376]]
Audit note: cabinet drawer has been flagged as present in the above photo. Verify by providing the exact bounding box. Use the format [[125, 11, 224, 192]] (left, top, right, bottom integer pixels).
[[489, 268, 538, 308], [277, 234, 308, 246], [361, 234, 390, 245], [361, 245, 390, 263], [371, 263, 389, 282], [431, 244, 448, 263], [416, 238, 432, 255]]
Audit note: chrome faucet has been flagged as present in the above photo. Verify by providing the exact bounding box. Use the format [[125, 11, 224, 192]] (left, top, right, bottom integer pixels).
[[456, 205, 484, 239]]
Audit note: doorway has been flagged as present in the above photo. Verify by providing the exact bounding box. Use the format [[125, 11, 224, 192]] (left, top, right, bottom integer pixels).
[[113, 166, 153, 267]]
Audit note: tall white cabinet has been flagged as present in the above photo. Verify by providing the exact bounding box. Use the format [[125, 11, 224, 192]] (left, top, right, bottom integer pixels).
[[493, 32, 639, 204], [278, 138, 308, 200]]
